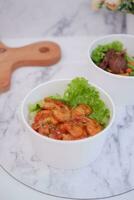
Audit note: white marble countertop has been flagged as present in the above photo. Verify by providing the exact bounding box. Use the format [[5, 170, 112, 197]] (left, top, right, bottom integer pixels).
[[0, 0, 134, 39], [1, 37, 134, 200]]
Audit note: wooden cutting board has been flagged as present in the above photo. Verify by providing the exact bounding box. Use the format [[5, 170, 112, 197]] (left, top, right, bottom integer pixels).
[[0, 41, 61, 92]]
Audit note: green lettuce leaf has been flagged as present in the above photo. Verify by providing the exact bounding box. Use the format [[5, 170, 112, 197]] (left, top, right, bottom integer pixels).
[[29, 100, 44, 113], [91, 41, 124, 65]]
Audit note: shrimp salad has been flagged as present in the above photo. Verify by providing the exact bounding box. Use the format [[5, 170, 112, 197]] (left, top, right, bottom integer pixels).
[[29, 77, 110, 141]]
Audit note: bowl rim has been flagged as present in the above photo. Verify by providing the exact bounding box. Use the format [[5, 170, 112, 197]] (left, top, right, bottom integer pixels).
[[21, 78, 115, 144], [89, 34, 134, 79]]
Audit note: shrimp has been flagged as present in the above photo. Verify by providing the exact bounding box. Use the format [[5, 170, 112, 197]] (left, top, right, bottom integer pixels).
[[32, 98, 103, 140], [86, 118, 102, 136], [49, 127, 63, 140], [34, 110, 51, 123], [43, 115, 58, 125], [38, 125, 50, 136], [43, 98, 71, 123], [72, 104, 92, 119], [32, 122, 40, 131], [62, 134, 74, 140], [43, 98, 65, 109], [60, 122, 85, 138], [52, 105, 71, 122]]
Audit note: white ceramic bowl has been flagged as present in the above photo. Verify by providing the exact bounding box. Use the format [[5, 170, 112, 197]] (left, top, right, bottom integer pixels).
[[89, 34, 134, 105], [21, 79, 115, 169]]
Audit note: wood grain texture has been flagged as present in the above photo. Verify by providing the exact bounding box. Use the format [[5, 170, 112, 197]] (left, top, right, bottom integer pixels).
[[0, 41, 61, 92]]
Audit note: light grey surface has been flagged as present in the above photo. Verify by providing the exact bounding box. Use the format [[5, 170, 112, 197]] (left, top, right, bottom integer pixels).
[[0, 37, 134, 200], [0, 0, 133, 38], [0, 166, 134, 200]]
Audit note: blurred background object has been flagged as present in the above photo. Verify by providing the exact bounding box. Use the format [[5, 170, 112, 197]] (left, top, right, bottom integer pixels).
[[92, 0, 134, 13], [0, 0, 133, 38]]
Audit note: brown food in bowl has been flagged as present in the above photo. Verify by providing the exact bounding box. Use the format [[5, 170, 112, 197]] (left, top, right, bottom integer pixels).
[[100, 49, 127, 74], [31, 98, 103, 140]]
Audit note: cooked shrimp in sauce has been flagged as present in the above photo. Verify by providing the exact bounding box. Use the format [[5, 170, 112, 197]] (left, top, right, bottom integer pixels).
[[31, 98, 103, 140]]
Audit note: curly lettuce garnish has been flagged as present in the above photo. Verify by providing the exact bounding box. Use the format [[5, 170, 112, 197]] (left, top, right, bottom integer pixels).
[[29, 100, 44, 112]]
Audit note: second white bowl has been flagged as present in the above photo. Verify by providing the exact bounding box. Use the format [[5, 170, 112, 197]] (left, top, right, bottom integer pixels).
[[89, 34, 134, 105]]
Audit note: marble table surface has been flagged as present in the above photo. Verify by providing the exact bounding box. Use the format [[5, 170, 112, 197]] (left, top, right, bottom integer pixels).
[[0, 0, 134, 39], [0, 37, 134, 200]]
